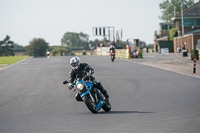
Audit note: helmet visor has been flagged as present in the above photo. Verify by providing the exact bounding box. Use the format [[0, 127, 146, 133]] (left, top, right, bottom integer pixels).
[[71, 62, 78, 67]]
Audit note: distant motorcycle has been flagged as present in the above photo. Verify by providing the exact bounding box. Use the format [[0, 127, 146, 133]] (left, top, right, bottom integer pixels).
[[110, 50, 115, 62], [63, 75, 111, 114], [46, 51, 50, 58]]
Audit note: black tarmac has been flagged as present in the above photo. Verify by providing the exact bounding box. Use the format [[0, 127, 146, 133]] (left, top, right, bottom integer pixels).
[[0, 55, 200, 133]]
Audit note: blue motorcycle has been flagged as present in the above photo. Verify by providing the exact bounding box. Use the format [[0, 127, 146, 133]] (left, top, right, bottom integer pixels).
[[63, 75, 111, 113]]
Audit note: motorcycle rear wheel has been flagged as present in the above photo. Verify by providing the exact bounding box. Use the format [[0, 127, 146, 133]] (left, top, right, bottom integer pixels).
[[82, 95, 98, 114], [102, 99, 111, 112]]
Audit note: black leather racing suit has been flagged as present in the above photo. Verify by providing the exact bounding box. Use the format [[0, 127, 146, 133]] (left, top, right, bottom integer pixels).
[[68, 63, 109, 101], [109, 47, 115, 52]]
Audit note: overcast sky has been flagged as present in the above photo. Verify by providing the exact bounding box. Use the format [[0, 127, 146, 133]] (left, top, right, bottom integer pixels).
[[0, 0, 199, 46]]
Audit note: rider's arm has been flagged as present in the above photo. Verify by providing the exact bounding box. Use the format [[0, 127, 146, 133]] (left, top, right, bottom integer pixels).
[[69, 70, 76, 83], [68, 70, 76, 90], [82, 63, 94, 74]]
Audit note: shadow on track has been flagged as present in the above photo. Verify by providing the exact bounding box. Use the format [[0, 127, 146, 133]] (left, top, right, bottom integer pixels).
[[98, 110, 154, 114]]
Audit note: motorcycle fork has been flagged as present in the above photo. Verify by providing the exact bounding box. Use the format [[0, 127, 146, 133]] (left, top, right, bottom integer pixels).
[[88, 92, 95, 103], [91, 88, 99, 104]]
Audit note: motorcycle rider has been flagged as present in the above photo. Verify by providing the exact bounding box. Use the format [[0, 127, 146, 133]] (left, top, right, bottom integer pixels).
[[109, 45, 115, 53], [66, 56, 109, 102]]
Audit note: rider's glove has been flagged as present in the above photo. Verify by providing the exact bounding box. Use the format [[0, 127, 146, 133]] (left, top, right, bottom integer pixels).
[[88, 70, 94, 75], [63, 80, 68, 84], [68, 83, 74, 90]]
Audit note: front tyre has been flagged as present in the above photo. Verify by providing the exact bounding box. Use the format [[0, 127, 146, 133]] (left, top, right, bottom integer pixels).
[[111, 56, 115, 62], [82, 95, 98, 114]]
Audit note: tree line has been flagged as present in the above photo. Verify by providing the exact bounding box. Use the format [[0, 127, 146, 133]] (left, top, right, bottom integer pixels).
[[0, 32, 98, 57], [0, 32, 155, 57], [1, 0, 193, 57]]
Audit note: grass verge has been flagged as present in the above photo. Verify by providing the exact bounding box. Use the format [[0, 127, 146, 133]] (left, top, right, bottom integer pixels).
[[0, 56, 28, 68]]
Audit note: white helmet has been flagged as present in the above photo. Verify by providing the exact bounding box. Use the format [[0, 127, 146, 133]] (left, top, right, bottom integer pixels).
[[70, 56, 80, 70]]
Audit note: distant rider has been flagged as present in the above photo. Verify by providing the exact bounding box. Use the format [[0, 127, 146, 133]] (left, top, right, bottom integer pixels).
[[109, 45, 115, 53], [46, 50, 50, 58], [66, 56, 109, 102]]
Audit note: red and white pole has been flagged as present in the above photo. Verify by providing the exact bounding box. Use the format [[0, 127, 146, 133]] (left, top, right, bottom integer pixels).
[[193, 56, 197, 73]]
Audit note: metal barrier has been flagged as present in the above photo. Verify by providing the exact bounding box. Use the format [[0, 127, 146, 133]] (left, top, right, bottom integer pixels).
[[115, 49, 130, 59]]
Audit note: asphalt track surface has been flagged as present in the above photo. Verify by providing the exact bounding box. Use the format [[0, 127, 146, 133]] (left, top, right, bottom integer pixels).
[[0, 55, 200, 133]]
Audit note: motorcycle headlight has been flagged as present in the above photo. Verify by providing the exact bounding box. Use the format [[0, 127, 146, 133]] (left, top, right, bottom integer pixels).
[[76, 83, 84, 91]]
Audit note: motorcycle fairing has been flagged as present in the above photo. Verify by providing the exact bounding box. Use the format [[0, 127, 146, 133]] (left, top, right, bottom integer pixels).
[[81, 91, 89, 97], [77, 80, 93, 98], [97, 100, 105, 110]]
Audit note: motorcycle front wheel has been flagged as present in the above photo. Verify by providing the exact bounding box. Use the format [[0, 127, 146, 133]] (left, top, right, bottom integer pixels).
[[82, 95, 98, 114], [111, 57, 115, 62]]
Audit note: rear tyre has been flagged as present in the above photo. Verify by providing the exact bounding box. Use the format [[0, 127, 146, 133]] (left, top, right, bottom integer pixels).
[[82, 95, 98, 114], [102, 99, 111, 112]]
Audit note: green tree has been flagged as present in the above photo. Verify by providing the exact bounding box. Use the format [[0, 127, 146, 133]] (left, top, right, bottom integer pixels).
[[0, 35, 14, 56], [51, 46, 72, 56], [169, 28, 178, 40], [61, 32, 90, 50], [89, 39, 100, 49], [13, 43, 26, 52], [26, 38, 49, 57], [159, 0, 194, 22]]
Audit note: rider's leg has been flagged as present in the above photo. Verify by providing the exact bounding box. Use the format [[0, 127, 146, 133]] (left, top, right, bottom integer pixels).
[[94, 81, 109, 99]]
